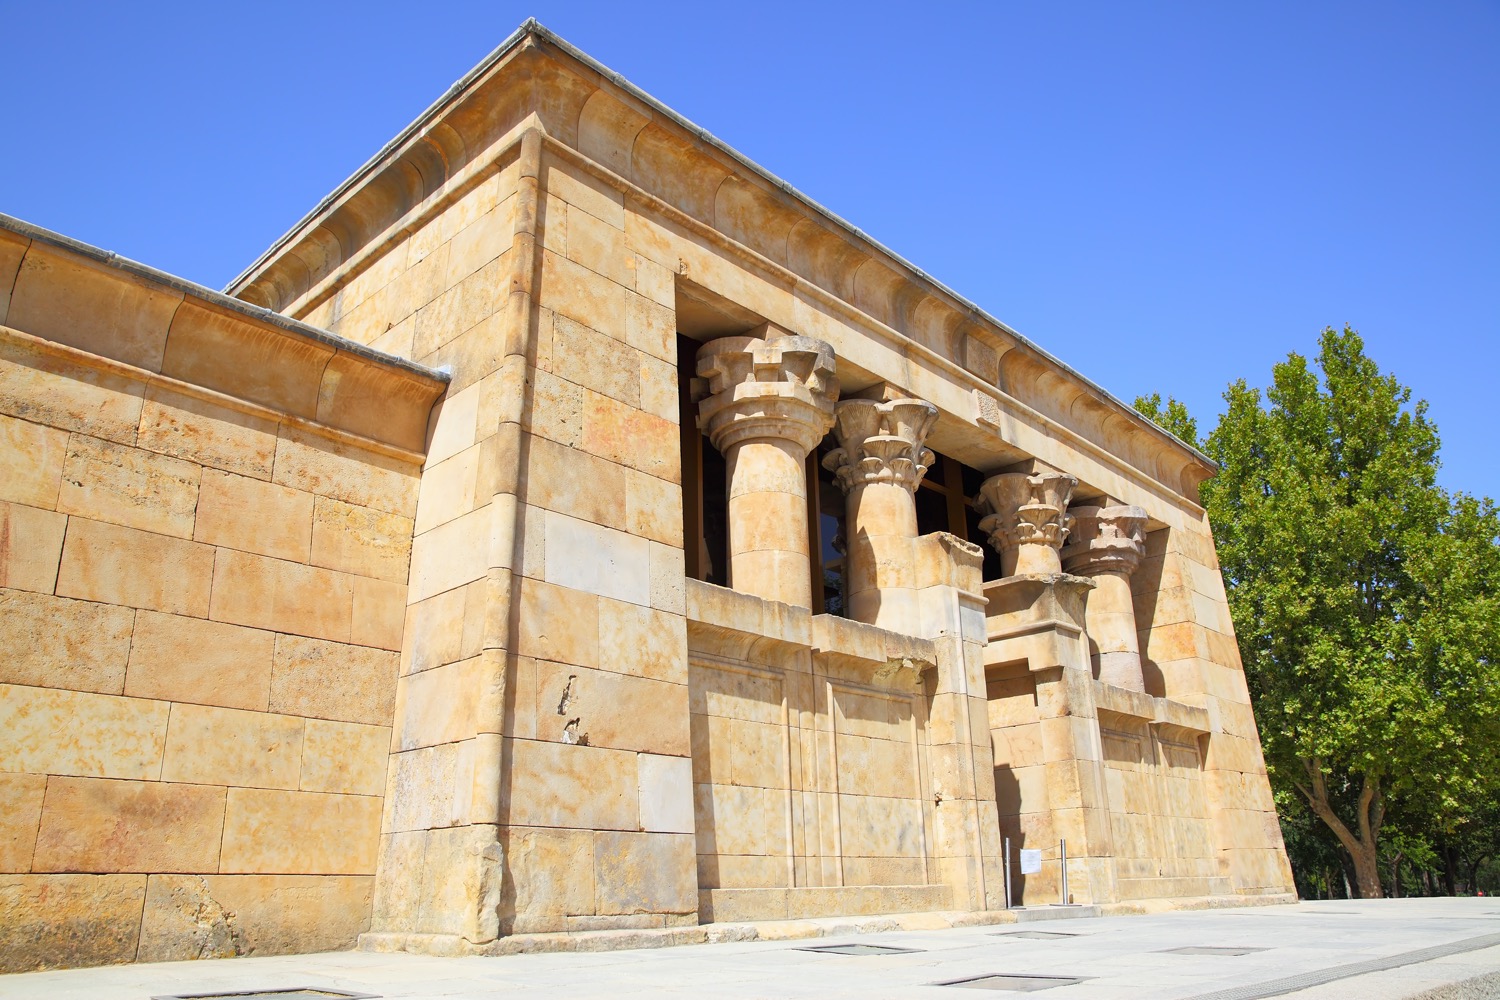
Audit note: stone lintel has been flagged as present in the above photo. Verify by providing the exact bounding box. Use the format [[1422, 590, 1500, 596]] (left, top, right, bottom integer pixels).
[[811, 613, 936, 688], [684, 579, 812, 664], [1094, 682, 1212, 736]]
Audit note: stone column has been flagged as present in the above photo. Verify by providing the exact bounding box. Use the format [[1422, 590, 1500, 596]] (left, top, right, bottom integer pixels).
[[1062, 505, 1149, 691], [975, 471, 1077, 576], [822, 397, 937, 633], [696, 330, 838, 608]]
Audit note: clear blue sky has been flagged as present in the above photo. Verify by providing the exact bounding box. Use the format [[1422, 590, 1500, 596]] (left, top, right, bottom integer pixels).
[[5, 2, 1496, 498]]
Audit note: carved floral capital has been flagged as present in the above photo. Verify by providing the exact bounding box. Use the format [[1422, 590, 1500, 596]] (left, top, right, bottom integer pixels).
[[976, 471, 1078, 574], [1060, 505, 1148, 577], [822, 397, 938, 492], [696, 333, 839, 455]]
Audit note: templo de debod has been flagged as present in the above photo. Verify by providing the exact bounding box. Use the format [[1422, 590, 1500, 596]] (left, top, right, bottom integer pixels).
[[0, 21, 1295, 971]]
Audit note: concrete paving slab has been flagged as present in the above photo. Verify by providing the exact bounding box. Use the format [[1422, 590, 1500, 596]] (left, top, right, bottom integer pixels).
[[2, 900, 1499, 999]]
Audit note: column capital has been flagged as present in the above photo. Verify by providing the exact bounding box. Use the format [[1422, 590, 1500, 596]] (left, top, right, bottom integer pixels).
[[822, 397, 938, 492], [696, 332, 839, 455], [976, 471, 1078, 576], [1061, 505, 1149, 577]]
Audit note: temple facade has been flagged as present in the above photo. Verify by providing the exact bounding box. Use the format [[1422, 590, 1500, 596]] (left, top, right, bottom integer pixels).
[[0, 21, 1294, 972]]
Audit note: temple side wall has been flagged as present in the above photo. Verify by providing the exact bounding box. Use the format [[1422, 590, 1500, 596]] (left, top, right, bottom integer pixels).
[[0, 229, 438, 973]]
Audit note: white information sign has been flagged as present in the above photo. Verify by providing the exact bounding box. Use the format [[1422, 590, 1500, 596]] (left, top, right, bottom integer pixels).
[[1019, 849, 1043, 875]]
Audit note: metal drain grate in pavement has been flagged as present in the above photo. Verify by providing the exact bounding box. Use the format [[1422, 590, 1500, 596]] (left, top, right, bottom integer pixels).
[[153, 991, 377, 1000], [993, 930, 1080, 940], [937, 973, 1089, 991], [1161, 946, 1269, 957], [799, 943, 924, 956]]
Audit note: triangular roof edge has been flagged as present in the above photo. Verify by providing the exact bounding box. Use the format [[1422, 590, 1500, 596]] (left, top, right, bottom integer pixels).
[[227, 18, 1216, 474]]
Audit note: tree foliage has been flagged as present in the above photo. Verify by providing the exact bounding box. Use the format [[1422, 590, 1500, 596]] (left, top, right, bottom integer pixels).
[[1140, 327, 1500, 897], [1133, 392, 1201, 449]]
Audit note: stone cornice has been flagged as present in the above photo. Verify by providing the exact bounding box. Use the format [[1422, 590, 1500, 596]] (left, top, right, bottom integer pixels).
[[222, 20, 1215, 501], [0, 216, 449, 455]]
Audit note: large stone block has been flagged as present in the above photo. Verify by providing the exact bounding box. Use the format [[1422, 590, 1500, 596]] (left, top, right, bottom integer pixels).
[[136, 384, 278, 480], [407, 504, 491, 603], [220, 788, 380, 875], [0, 501, 66, 593], [269, 634, 398, 726], [0, 874, 147, 973], [0, 772, 45, 872], [593, 831, 696, 916], [352, 576, 406, 652], [523, 436, 628, 531], [503, 826, 595, 931], [0, 412, 67, 509], [638, 753, 694, 834], [32, 777, 225, 873], [412, 446, 480, 536], [0, 339, 143, 446], [135, 873, 374, 962], [210, 548, 353, 643], [501, 738, 638, 831], [300, 719, 389, 796], [124, 610, 275, 711], [160, 704, 305, 790], [393, 656, 480, 751], [310, 495, 413, 584], [56, 517, 215, 617], [552, 313, 639, 404], [516, 577, 599, 668], [598, 597, 686, 684], [541, 509, 650, 605], [0, 684, 168, 779], [57, 434, 200, 539], [0, 588, 133, 694], [530, 660, 689, 755], [271, 426, 419, 518], [193, 468, 313, 563]]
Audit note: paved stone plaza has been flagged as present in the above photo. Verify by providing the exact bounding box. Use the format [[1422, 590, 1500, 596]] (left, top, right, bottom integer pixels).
[[3, 899, 1498, 999]]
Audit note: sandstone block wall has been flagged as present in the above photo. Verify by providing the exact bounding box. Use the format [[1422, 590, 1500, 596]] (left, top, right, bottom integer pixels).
[[0, 224, 443, 972]]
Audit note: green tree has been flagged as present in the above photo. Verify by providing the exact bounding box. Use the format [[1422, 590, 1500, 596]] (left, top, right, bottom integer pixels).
[[1133, 392, 1201, 449], [1145, 327, 1500, 897]]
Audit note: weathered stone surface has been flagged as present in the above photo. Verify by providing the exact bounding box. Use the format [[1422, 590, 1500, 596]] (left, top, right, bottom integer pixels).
[[0, 502, 66, 593], [32, 778, 225, 873], [193, 468, 313, 562], [0, 773, 45, 872], [123, 611, 275, 711], [57, 434, 200, 538], [0, 874, 147, 973], [594, 832, 696, 915], [160, 703, 305, 790], [136, 874, 374, 962], [0, 589, 134, 694], [220, 788, 381, 875], [56, 517, 215, 617], [270, 634, 398, 726], [301, 719, 390, 796], [0, 684, 168, 779]]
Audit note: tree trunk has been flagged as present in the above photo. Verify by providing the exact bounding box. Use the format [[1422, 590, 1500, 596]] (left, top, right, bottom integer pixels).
[[1390, 852, 1402, 898], [1293, 759, 1386, 899], [1443, 845, 1458, 896]]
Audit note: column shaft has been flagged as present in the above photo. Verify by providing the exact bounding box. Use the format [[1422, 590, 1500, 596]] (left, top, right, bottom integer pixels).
[[823, 396, 937, 634], [696, 329, 839, 608]]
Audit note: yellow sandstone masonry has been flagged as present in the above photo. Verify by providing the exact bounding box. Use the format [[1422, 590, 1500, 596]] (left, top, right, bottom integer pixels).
[[0, 19, 1292, 972]]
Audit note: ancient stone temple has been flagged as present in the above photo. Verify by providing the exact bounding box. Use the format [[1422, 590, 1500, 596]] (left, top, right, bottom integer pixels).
[[0, 21, 1294, 972]]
